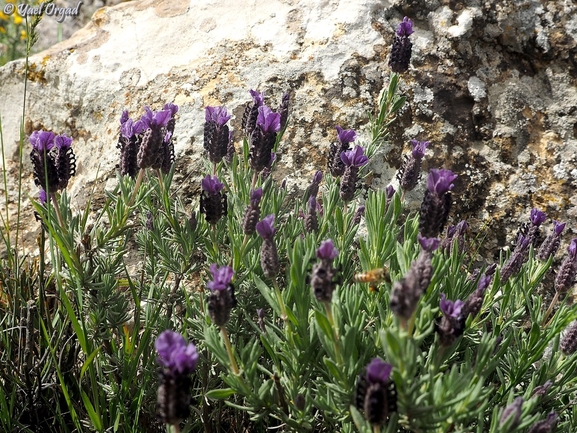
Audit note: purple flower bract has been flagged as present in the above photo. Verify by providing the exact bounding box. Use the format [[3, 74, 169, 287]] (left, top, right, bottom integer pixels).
[[155, 330, 199, 376]]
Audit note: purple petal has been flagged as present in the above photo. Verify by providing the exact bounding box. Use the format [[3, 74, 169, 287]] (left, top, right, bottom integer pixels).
[[153, 110, 172, 127], [54, 134, 73, 149], [155, 330, 198, 375], [316, 239, 339, 260], [201, 175, 224, 195], [569, 239, 577, 258], [530, 208, 547, 226], [38, 189, 48, 204], [385, 185, 396, 200], [553, 220, 566, 235], [335, 125, 357, 145], [155, 330, 186, 361], [250, 188, 263, 206], [341, 145, 368, 167], [30, 130, 56, 151], [477, 274, 493, 292], [313, 170, 323, 184], [366, 358, 393, 384], [455, 220, 468, 235], [410, 139, 429, 158], [249, 89, 265, 106], [396, 17, 414, 36], [120, 110, 129, 125], [308, 195, 317, 211], [257, 106, 281, 133], [418, 235, 440, 252], [427, 169, 457, 195], [163, 102, 179, 117], [440, 293, 464, 318], [256, 214, 276, 240], [207, 264, 235, 291], [205, 106, 231, 125]]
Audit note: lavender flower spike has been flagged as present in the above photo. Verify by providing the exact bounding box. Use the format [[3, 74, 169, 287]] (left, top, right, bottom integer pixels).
[[527, 412, 558, 433], [311, 239, 339, 302], [155, 330, 199, 425], [305, 195, 319, 233], [307, 170, 323, 198], [500, 235, 531, 284], [200, 175, 227, 224], [537, 220, 566, 261], [137, 106, 173, 170], [354, 358, 397, 426], [242, 89, 265, 137], [554, 238, 577, 296], [389, 16, 414, 73], [206, 264, 237, 327], [436, 293, 466, 346], [419, 169, 457, 238], [30, 131, 76, 196], [249, 105, 280, 172], [398, 139, 430, 192], [242, 188, 263, 235], [499, 397, 523, 430], [257, 215, 280, 278], [340, 145, 368, 202], [561, 321, 577, 355], [204, 106, 231, 164], [328, 125, 357, 177]]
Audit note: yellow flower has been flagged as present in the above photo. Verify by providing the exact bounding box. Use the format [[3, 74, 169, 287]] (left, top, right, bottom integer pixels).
[[0, 11, 9, 21], [20, 29, 27, 40], [0, 26, 6, 34], [14, 14, 23, 25]]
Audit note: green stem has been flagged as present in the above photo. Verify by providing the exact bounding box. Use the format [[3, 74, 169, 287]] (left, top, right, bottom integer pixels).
[[49, 193, 66, 231], [273, 280, 287, 322], [220, 326, 239, 375], [542, 291, 561, 327], [324, 302, 343, 366], [128, 168, 146, 206]]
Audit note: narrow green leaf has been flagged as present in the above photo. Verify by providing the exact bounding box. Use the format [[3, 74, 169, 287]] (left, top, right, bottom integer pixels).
[[206, 388, 237, 400]]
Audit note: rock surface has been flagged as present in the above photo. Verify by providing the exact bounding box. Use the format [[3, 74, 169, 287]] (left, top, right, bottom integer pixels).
[[1, 0, 576, 259]]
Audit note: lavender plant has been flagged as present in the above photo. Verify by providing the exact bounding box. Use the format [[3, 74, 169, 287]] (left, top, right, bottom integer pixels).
[[3, 15, 577, 433]]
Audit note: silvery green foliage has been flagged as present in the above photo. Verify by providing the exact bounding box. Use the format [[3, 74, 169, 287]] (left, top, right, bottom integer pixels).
[[5, 76, 577, 433]]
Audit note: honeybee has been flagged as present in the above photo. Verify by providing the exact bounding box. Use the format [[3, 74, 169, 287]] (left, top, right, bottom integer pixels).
[[354, 267, 391, 292]]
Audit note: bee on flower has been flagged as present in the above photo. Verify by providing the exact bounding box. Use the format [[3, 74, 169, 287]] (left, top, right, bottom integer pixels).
[[354, 266, 391, 292]]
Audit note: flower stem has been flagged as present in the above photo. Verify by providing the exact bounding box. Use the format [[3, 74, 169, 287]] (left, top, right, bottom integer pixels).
[[220, 326, 239, 375], [542, 291, 561, 327], [49, 193, 66, 230], [273, 280, 287, 322], [128, 168, 146, 206], [324, 301, 343, 366]]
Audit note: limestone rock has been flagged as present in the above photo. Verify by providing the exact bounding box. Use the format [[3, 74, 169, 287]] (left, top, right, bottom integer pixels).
[[0, 0, 576, 259]]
